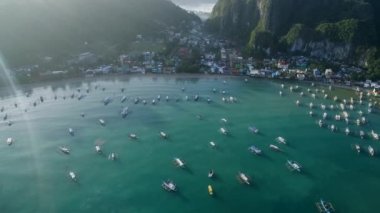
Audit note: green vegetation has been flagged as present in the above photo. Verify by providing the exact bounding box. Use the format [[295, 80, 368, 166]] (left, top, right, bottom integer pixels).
[[0, 0, 198, 66]]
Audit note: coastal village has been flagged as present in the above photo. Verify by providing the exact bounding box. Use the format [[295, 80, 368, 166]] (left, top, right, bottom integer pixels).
[[10, 21, 380, 96]]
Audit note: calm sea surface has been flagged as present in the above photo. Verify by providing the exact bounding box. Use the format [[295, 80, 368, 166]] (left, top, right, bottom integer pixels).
[[0, 75, 379, 213]]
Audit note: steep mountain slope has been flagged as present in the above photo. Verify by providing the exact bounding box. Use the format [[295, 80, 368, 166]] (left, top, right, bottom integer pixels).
[[207, 0, 379, 62], [0, 0, 198, 66]]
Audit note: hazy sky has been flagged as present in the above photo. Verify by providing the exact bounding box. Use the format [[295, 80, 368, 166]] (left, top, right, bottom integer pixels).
[[171, 0, 217, 12]]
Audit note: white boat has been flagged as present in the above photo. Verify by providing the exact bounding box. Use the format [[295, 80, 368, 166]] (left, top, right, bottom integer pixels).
[[152, 99, 156, 105], [300, 92, 304, 97], [323, 112, 327, 120], [248, 145, 262, 155], [345, 128, 350, 135], [281, 84, 285, 89], [209, 141, 216, 148], [360, 130, 365, 139], [165, 96, 169, 102], [330, 125, 336, 132], [129, 133, 137, 139], [315, 199, 335, 213], [368, 146, 375, 156], [174, 158, 185, 168], [221, 118, 228, 123], [318, 120, 324, 128], [6, 137, 13, 146], [321, 104, 326, 110], [59, 146, 70, 154], [194, 94, 199, 101], [309, 111, 314, 116], [269, 144, 281, 151], [208, 170, 214, 178], [334, 115, 341, 121], [237, 172, 250, 185], [95, 145, 102, 154], [309, 102, 313, 108], [160, 131, 167, 138], [286, 160, 302, 172], [121, 96, 127, 103], [69, 171, 77, 182], [68, 128, 74, 136], [354, 144, 360, 154], [99, 119, 106, 126], [371, 130, 379, 140], [134, 98, 139, 104], [276, 137, 286, 145], [142, 100, 147, 105], [296, 100, 300, 106], [248, 126, 259, 134], [108, 153, 117, 161], [356, 119, 361, 126], [121, 107, 129, 118], [279, 91, 283, 96], [162, 180, 177, 192], [220, 127, 228, 135]]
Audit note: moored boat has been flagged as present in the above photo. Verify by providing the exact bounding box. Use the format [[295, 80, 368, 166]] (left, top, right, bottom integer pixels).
[[208, 185, 213, 196], [6, 137, 13, 146], [173, 158, 185, 168], [99, 119, 106, 126], [208, 170, 214, 178], [248, 126, 259, 134], [237, 172, 250, 185], [69, 171, 77, 182], [354, 144, 360, 154], [209, 141, 216, 148], [315, 199, 335, 213], [160, 131, 167, 139], [286, 160, 302, 172], [248, 145, 262, 155], [68, 128, 74, 136], [269, 144, 281, 152], [162, 180, 177, 192], [368, 145, 375, 156], [220, 127, 228, 135], [276, 136, 286, 145], [371, 130, 379, 140], [129, 133, 137, 140], [59, 146, 70, 154]]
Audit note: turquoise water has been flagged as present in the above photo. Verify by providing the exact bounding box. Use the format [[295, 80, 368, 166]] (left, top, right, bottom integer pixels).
[[0, 75, 379, 213]]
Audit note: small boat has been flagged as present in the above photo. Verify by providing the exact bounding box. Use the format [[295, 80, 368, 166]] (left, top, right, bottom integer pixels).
[[80, 113, 85, 118], [248, 126, 259, 134], [78, 94, 86, 101], [220, 127, 228, 135], [208, 170, 214, 178], [142, 100, 147, 105], [3, 113, 7, 120], [368, 146, 375, 156], [157, 95, 161, 101], [6, 137, 13, 146], [95, 145, 102, 154], [281, 84, 285, 89], [334, 115, 341, 121], [152, 99, 156, 105], [165, 96, 169, 102], [371, 130, 379, 140], [108, 153, 117, 161], [354, 144, 360, 154], [69, 171, 77, 182], [309, 111, 314, 117], [209, 141, 216, 148], [221, 118, 228, 123], [160, 131, 167, 139], [286, 160, 302, 172], [356, 119, 361, 126], [318, 120, 324, 128], [99, 119, 106, 126], [269, 144, 281, 152], [208, 185, 213, 196], [129, 133, 138, 140], [162, 180, 176, 192], [134, 98, 139, 104], [59, 146, 70, 154], [296, 100, 300, 106], [121, 107, 129, 118], [173, 158, 185, 168], [345, 127, 350, 135], [309, 102, 313, 108], [279, 91, 283, 96], [103, 97, 112, 105], [276, 137, 286, 145], [121, 96, 127, 103], [237, 172, 250, 185], [248, 145, 262, 155], [330, 125, 336, 132], [194, 94, 199, 101], [323, 112, 327, 120], [300, 92, 304, 97], [315, 199, 335, 213], [68, 128, 74, 136], [360, 130, 365, 139]]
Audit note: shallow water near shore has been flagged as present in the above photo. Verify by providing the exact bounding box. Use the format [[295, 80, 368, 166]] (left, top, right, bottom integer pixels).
[[0, 75, 379, 213]]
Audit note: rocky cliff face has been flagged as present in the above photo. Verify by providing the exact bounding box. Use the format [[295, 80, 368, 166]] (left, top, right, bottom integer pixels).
[[207, 0, 379, 61]]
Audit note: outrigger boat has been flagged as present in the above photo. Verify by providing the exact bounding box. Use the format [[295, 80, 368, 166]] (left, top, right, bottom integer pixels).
[[69, 171, 77, 182], [99, 119, 106, 126], [208, 170, 214, 178], [162, 180, 176, 192], [208, 185, 213, 196], [248, 126, 259, 134], [276, 137, 286, 145], [316, 199, 335, 213], [209, 141, 216, 148], [173, 158, 185, 168], [360, 130, 365, 139], [248, 145, 262, 155], [121, 96, 127, 103], [59, 146, 70, 154], [221, 118, 228, 123], [129, 133, 137, 140], [68, 128, 74, 136], [103, 97, 112, 105], [121, 107, 129, 118], [286, 160, 302, 172], [160, 131, 167, 139], [371, 130, 379, 140], [354, 144, 360, 154], [6, 137, 13, 146], [95, 145, 102, 154], [368, 146, 375, 156], [269, 144, 281, 152], [237, 172, 250, 185], [220, 127, 228, 135]]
